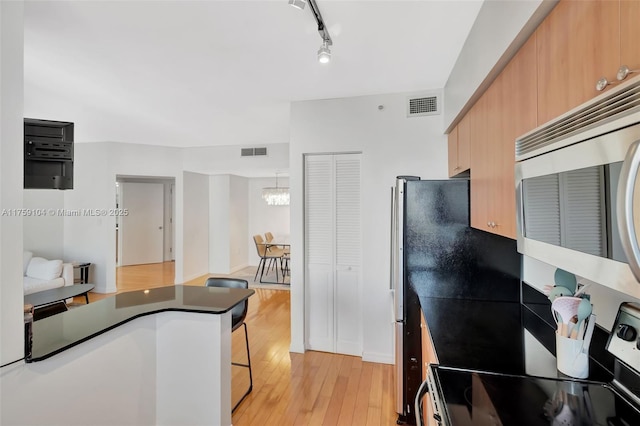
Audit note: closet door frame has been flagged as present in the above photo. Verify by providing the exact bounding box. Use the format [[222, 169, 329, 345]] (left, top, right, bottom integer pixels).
[[303, 152, 362, 356]]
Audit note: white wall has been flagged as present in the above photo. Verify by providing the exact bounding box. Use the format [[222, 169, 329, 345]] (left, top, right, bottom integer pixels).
[[248, 177, 290, 266], [182, 172, 209, 282], [63, 142, 185, 293], [290, 91, 448, 361], [183, 143, 289, 177], [23, 190, 64, 260], [209, 175, 230, 274], [229, 175, 248, 272], [0, 0, 26, 365], [443, 0, 555, 129]]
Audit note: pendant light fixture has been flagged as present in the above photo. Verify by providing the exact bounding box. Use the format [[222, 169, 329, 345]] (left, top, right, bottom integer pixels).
[[262, 173, 290, 206]]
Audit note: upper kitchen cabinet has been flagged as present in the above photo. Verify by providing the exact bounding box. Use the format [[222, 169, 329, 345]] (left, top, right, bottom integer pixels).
[[621, 0, 640, 73], [447, 116, 470, 178], [470, 36, 536, 239], [447, 126, 459, 177], [536, 0, 620, 125]]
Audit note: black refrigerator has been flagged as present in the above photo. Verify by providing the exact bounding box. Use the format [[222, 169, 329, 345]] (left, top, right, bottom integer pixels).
[[390, 176, 521, 424]]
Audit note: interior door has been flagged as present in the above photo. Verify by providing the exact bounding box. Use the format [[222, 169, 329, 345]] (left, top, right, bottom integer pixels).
[[121, 182, 164, 266], [305, 153, 362, 355]]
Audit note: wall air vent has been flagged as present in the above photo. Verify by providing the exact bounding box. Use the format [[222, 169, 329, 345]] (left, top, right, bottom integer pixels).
[[516, 74, 640, 161], [407, 94, 440, 117], [241, 147, 268, 157]]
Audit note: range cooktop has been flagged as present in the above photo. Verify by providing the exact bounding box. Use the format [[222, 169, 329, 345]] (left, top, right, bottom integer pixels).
[[429, 366, 640, 426]]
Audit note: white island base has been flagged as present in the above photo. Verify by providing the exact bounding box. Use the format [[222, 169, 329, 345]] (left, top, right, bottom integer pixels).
[[0, 311, 232, 426]]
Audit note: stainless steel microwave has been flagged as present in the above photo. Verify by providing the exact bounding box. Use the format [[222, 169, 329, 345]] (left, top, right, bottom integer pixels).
[[515, 75, 640, 299]]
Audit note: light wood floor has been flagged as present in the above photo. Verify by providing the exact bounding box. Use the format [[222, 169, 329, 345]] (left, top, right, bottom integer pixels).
[[78, 262, 398, 425]]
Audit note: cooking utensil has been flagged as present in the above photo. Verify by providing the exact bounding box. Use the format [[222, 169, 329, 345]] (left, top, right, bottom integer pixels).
[[570, 298, 592, 339], [581, 314, 596, 351], [573, 283, 591, 297], [554, 269, 577, 294], [552, 297, 583, 337], [548, 286, 573, 303]]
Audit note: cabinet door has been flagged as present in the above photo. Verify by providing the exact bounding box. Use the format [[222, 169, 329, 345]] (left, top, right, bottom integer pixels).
[[470, 93, 491, 233], [621, 0, 640, 73], [494, 35, 538, 239], [536, 0, 620, 125], [457, 114, 471, 173], [447, 126, 459, 177], [420, 312, 438, 426]]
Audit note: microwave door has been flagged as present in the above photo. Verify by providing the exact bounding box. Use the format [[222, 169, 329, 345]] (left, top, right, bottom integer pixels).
[[617, 139, 640, 283]]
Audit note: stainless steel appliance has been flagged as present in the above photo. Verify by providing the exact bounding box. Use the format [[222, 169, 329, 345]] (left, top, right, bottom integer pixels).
[[515, 74, 640, 299], [391, 176, 472, 423], [417, 303, 640, 426]]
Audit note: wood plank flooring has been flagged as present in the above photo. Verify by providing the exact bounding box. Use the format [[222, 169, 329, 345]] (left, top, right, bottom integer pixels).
[[79, 262, 398, 425]]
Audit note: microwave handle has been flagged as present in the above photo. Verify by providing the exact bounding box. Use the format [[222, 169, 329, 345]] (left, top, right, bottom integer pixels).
[[617, 139, 640, 283]]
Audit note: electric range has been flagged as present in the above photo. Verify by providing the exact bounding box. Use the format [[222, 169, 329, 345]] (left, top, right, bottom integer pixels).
[[418, 303, 640, 426]]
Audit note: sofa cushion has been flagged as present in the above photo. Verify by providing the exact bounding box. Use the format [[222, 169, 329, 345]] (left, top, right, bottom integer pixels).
[[26, 257, 63, 281], [23, 251, 33, 275], [24, 276, 65, 295]]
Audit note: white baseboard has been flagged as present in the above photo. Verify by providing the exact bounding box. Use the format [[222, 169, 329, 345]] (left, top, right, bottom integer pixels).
[[182, 272, 207, 283], [289, 342, 305, 354], [229, 263, 249, 274], [92, 283, 116, 294], [362, 351, 394, 365]]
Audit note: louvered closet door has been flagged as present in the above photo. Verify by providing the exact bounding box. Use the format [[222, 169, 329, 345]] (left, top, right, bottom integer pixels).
[[305, 155, 335, 352], [334, 155, 361, 355], [305, 153, 362, 355]]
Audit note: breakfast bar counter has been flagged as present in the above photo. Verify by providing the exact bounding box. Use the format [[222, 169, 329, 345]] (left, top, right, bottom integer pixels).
[[29, 284, 254, 361], [2, 285, 254, 426]]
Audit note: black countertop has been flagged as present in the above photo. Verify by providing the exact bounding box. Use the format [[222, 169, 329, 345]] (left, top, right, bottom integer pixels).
[[29, 285, 254, 362], [417, 293, 613, 383]]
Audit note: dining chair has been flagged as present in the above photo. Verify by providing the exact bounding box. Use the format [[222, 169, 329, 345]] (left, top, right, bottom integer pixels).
[[264, 232, 290, 278], [204, 277, 252, 412], [253, 234, 283, 282]]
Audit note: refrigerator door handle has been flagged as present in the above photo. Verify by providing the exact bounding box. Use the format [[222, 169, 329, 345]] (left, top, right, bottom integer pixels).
[[390, 186, 396, 291]]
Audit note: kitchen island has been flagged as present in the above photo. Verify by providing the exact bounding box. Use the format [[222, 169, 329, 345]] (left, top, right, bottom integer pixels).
[[0, 285, 254, 426]]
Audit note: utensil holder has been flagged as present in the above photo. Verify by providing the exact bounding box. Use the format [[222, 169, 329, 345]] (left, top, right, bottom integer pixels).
[[556, 332, 589, 379]]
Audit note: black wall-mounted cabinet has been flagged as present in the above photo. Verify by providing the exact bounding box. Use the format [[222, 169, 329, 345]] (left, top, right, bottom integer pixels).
[[24, 118, 74, 190]]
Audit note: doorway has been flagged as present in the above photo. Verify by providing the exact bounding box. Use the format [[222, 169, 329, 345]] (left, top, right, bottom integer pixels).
[[116, 176, 175, 290]]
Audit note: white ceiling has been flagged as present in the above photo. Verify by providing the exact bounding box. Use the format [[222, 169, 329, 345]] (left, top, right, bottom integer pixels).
[[23, 0, 483, 148]]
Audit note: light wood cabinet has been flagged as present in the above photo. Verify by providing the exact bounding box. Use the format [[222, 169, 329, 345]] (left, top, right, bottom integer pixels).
[[420, 312, 438, 426], [447, 118, 470, 178], [621, 0, 640, 73], [536, 0, 620, 125], [470, 35, 537, 239], [447, 126, 459, 177]]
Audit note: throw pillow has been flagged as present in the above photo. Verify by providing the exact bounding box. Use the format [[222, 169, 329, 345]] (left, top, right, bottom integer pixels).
[[23, 251, 33, 275], [26, 257, 63, 281]]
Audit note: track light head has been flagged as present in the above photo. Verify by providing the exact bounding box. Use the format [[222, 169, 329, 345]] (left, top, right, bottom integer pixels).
[[288, 0, 306, 10], [317, 40, 331, 64]]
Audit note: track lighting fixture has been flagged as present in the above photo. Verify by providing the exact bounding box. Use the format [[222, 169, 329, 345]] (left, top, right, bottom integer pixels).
[[290, 0, 333, 64], [288, 0, 306, 10], [317, 39, 331, 64]]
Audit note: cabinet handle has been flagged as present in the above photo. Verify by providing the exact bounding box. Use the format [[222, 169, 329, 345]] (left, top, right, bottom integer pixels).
[[487, 221, 498, 228], [596, 76, 621, 91], [617, 65, 639, 81]]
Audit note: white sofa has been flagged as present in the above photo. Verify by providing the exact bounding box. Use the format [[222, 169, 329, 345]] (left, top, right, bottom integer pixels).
[[23, 251, 74, 296]]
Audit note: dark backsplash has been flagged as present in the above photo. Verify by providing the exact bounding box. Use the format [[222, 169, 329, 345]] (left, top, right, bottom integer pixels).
[[408, 228, 522, 302]]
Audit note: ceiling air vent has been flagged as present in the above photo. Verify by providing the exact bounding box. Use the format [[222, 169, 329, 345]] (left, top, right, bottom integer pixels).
[[407, 94, 440, 117], [241, 147, 268, 157]]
